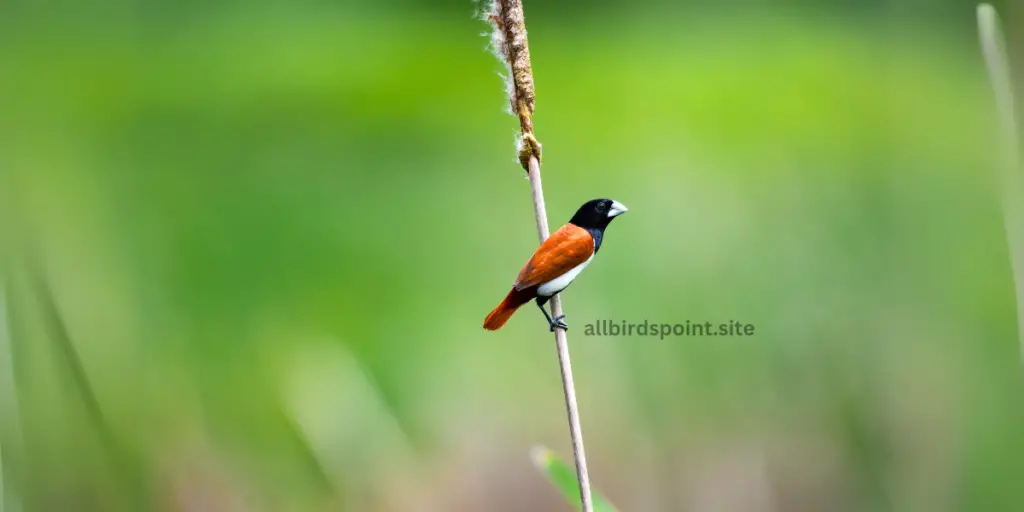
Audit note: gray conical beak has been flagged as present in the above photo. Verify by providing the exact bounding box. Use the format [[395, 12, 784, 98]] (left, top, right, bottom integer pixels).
[[608, 200, 628, 217]]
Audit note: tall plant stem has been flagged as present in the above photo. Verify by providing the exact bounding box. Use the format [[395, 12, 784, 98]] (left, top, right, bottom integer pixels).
[[486, 0, 593, 509], [526, 155, 593, 512]]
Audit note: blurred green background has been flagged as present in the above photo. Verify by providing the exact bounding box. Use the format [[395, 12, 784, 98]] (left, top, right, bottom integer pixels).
[[2, 0, 1024, 510]]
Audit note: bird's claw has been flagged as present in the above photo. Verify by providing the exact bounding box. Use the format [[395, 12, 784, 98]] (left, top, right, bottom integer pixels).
[[549, 315, 569, 332]]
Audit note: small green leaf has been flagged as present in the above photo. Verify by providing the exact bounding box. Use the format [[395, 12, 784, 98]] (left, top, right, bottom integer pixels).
[[530, 446, 619, 512]]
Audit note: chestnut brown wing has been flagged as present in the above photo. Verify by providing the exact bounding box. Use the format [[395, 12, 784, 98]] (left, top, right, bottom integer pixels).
[[514, 224, 595, 290]]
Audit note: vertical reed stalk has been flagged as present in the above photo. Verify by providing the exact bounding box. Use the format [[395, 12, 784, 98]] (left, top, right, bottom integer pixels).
[[485, 1, 593, 510]]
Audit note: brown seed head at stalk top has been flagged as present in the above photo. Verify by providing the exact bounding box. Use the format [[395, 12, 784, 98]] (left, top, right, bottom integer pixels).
[[487, 0, 541, 169]]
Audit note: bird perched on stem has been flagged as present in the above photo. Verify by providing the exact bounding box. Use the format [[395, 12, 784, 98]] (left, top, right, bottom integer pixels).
[[484, 198, 628, 331]]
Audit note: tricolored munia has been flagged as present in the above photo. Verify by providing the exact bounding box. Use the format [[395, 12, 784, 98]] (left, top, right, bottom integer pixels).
[[484, 198, 628, 331]]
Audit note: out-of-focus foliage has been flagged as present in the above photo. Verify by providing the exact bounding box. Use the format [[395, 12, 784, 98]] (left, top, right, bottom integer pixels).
[[1, 0, 1023, 510], [532, 446, 618, 512]]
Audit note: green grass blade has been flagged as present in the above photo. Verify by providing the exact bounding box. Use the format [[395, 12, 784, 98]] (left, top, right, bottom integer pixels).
[[530, 446, 619, 512]]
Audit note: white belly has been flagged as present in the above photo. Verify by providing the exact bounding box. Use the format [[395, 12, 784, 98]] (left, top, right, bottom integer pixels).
[[537, 254, 594, 297]]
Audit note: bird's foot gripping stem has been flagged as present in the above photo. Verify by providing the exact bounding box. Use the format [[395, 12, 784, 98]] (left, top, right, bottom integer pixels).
[[537, 300, 569, 332], [549, 314, 568, 332]]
